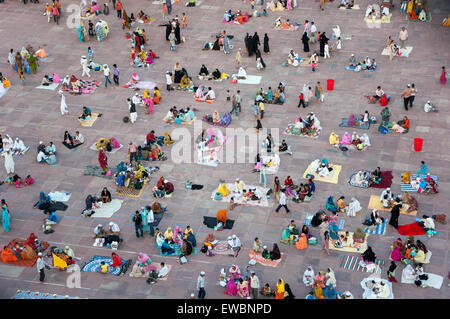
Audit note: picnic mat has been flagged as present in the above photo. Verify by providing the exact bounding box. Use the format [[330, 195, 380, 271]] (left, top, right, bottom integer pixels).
[[89, 142, 123, 154], [61, 79, 99, 94], [231, 75, 262, 85], [48, 191, 71, 202], [153, 211, 165, 227], [211, 183, 269, 207], [339, 4, 360, 10], [212, 240, 232, 255], [62, 141, 83, 149], [157, 243, 198, 257], [0, 239, 49, 267], [84, 165, 115, 179], [339, 118, 370, 130], [124, 81, 157, 90], [304, 215, 344, 229], [339, 255, 384, 274], [397, 222, 426, 236], [364, 220, 386, 235], [249, 250, 283, 267], [329, 231, 368, 253], [81, 255, 131, 276], [368, 195, 417, 216], [90, 199, 123, 218], [401, 272, 443, 289], [78, 113, 99, 127], [401, 174, 437, 192], [302, 163, 342, 184], [369, 171, 393, 189], [36, 83, 59, 90], [35, 201, 68, 212], [203, 216, 235, 229], [12, 290, 84, 299], [284, 123, 321, 138], [115, 183, 147, 198], [364, 13, 392, 24], [381, 46, 413, 58]]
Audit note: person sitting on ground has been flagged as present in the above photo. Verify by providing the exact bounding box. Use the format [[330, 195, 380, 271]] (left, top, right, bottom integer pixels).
[[253, 237, 263, 253], [158, 262, 170, 278], [269, 243, 281, 260], [41, 75, 54, 86], [79, 106, 92, 120], [100, 187, 111, 203], [205, 87, 216, 100], [370, 209, 384, 226], [370, 167, 382, 184]]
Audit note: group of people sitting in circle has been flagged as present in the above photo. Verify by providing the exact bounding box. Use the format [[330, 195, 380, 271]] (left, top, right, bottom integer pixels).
[[273, 176, 315, 203], [1, 233, 46, 264], [3, 174, 34, 188], [155, 225, 197, 260], [0, 134, 28, 156], [216, 179, 264, 205], [198, 64, 225, 81], [291, 112, 322, 136], [365, 3, 391, 21], [152, 177, 175, 198], [164, 106, 196, 124], [115, 159, 152, 190], [255, 83, 286, 105], [329, 131, 371, 152], [280, 220, 312, 249], [81, 188, 112, 217], [347, 54, 377, 71], [303, 267, 351, 299], [274, 17, 299, 30], [93, 222, 123, 248], [37, 141, 56, 165], [61, 75, 86, 95], [195, 85, 216, 101], [63, 131, 85, 147], [223, 9, 250, 24]]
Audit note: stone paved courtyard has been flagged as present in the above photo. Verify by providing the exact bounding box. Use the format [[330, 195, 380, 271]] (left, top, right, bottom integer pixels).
[[0, 0, 449, 299]]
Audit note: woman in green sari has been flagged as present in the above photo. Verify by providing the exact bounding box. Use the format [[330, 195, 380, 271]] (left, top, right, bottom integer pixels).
[[28, 54, 37, 74]]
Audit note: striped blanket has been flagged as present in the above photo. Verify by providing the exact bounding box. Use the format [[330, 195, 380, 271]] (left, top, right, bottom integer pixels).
[[339, 255, 384, 274], [364, 220, 386, 235], [400, 174, 437, 192]]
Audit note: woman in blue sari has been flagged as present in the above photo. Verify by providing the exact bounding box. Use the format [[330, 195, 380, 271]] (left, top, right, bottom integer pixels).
[[161, 239, 175, 256], [323, 284, 341, 299], [2, 204, 10, 232], [328, 221, 339, 240], [34, 191, 50, 209], [77, 25, 84, 42], [140, 207, 149, 233]]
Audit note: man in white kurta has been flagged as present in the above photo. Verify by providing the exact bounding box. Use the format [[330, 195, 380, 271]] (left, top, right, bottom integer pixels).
[[2, 150, 14, 174]]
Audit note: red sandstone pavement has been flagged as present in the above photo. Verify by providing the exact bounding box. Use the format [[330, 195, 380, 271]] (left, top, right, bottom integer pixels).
[[0, 0, 449, 299]]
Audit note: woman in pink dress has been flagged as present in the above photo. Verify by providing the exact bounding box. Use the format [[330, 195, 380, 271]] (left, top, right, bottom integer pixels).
[[287, 0, 292, 10], [237, 278, 250, 298], [440, 66, 447, 85], [225, 277, 238, 296]]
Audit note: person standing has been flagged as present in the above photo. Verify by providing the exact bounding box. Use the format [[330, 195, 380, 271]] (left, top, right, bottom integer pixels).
[[45, 3, 52, 22], [128, 98, 137, 123], [2, 150, 14, 175], [103, 64, 112, 88], [55, 0, 62, 16], [197, 271, 206, 299], [235, 90, 242, 113], [320, 0, 324, 11], [128, 141, 138, 163], [250, 271, 259, 299], [80, 56, 91, 77], [387, 261, 398, 283], [98, 148, 108, 174], [59, 90, 68, 115], [116, 0, 122, 19], [133, 210, 144, 238], [315, 81, 324, 103], [259, 164, 267, 188], [8, 49, 15, 71], [263, 34, 270, 54], [52, 3, 60, 25], [310, 22, 317, 43], [166, 0, 172, 15], [2, 203, 10, 233], [399, 27, 408, 49], [298, 90, 306, 108], [168, 30, 176, 51], [113, 64, 119, 85], [440, 66, 447, 85], [275, 188, 290, 213], [147, 207, 155, 237], [389, 203, 402, 229], [235, 48, 242, 69], [322, 231, 330, 256], [409, 83, 417, 108], [37, 252, 45, 283], [401, 84, 412, 111], [324, 42, 330, 59]]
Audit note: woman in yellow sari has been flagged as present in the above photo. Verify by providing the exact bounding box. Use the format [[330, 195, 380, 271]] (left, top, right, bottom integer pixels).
[[164, 132, 175, 146], [164, 227, 174, 242], [122, 9, 130, 30], [275, 278, 285, 299], [217, 183, 230, 197], [314, 283, 324, 299]]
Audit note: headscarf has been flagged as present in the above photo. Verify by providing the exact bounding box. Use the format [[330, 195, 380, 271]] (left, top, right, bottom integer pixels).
[[138, 252, 150, 264], [276, 279, 285, 293], [325, 268, 336, 287], [303, 266, 315, 286], [26, 233, 38, 246]]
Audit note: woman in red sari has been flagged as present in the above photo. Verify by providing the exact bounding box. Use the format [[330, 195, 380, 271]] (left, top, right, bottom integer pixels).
[[440, 66, 447, 85], [26, 233, 38, 247], [110, 252, 122, 267], [98, 149, 108, 174]]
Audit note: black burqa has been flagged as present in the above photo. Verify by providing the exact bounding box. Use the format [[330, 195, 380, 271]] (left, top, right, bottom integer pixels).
[[165, 24, 171, 41], [247, 35, 255, 57], [253, 32, 260, 48], [362, 247, 376, 263], [255, 50, 266, 68], [263, 34, 270, 53], [319, 32, 329, 57], [174, 25, 181, 44], [302, 32, 310, 52], [244, 33, 250, 53], [389, 204, 401, 229]]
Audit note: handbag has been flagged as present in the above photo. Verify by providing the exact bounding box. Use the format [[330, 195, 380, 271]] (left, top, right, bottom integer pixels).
[[214, 192, 222, 201], [334, 240, 343, 248], [179, 256, 188, 264]]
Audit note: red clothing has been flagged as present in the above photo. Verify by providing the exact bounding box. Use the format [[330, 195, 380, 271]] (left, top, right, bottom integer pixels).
[[284, 178, 293, 186], [380, 94, 388, 106], [26, 233, 38, 247], [110, 253, 122, 267], [299, 93, 304, 100], [98, 149, 108, 169], [146, 132, 155, 143], [116, 1, 122, 10], [52, 6, 59, 15]]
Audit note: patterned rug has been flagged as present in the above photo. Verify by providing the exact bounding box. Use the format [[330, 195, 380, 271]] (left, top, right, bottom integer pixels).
[[12, 290, 85, 299], [249, 250, 283, 267], [212, 241, 232, 255], [61, 79, 100, 95], [284, 123, 321, 138], [115, 183, 147, 198], [81, 255, 132, 276], [339, 255, 384, 274]]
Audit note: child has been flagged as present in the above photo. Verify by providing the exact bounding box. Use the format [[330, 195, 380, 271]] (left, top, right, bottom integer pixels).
[[88, 21, 95, 36], [226, 90, 231, 101], [181, 12, 187, 28], [153, 87, 161, 104], [311, 62, 316, 72], [260, 283, 274, 297], [251, 0, 255, 9], [100, 261, 109, 273], [261, 246, 270, 259], [88, 47, 93, 60], [25, 175, 35, 186], [267, 87, 273, 103]]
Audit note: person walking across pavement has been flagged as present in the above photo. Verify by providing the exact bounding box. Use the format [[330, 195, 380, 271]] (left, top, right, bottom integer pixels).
[[401, 84, 412, 111], [37, 252, 45, 283], [133, 210, 144, 238], [197, 271, 206, 299], [275, 188, 290, 213], [399, 27, 408, 49]]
